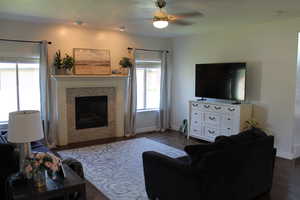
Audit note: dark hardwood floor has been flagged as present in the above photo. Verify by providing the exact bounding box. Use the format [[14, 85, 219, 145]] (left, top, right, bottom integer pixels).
[[55, 131, 300, 200]]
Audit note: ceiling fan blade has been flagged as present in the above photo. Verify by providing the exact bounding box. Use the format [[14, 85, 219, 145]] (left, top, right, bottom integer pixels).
[[170, 20, 194, 26], [171, 11, 204, 18]]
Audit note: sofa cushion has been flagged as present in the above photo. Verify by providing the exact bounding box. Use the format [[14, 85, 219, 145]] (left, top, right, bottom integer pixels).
[[185, 128, 268, 167], [184, 143, 220, 165], [215, 128, 268, 145]]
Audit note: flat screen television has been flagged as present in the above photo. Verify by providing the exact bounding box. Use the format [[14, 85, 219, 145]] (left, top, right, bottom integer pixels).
[[195, 63, 246, 101]]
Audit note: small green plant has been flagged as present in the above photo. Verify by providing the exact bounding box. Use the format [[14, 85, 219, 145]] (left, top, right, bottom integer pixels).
[[119, 57, 133, 68], [62, 54, 75, 70], [54, 50, 63, 69]]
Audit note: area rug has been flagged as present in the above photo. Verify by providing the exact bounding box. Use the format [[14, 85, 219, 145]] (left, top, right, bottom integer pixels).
[[58, 138, 186, 200]]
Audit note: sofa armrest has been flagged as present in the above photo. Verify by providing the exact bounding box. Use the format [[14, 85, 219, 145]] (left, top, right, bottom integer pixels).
[[0, 144, 19, 174], [62, 157, 84, 179], [142, 151, 203, 200]]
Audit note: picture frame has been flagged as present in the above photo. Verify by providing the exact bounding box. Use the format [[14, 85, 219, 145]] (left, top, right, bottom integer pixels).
[[73, 48, 111, 75]]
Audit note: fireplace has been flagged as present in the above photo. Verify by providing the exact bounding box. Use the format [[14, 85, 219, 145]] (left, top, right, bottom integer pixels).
[[75, 96, 108, 129]]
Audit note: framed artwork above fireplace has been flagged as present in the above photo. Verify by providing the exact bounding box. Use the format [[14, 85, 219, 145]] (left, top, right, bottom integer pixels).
[[73, 48, 111, 75]]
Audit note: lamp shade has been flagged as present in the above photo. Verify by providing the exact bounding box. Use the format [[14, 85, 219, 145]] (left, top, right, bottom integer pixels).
[[8, 110, 44, 143]]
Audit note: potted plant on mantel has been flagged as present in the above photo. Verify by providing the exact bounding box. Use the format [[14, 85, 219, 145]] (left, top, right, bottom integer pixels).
[[54, 50, 75, 75], [119, 57, 133, 75]]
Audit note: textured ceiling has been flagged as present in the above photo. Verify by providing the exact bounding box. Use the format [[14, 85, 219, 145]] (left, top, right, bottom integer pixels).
[[1, 0, 300, 37]]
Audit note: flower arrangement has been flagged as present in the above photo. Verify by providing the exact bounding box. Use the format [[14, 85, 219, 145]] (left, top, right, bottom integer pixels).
[[24, 152, 61, 179]]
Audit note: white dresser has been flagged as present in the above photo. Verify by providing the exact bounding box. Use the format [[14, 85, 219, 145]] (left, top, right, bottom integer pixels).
[[188, 101, 252, 142]]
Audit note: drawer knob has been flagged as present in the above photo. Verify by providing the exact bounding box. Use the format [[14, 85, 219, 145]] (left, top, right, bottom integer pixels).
[[214, 106, 221, 110], [209, 116, 216, 120], [227, 118, 231, 120], [204, 105, 210, 108], [228, 108, 235, 112], [194, 121, 198, 123], [192, 104, 198, 107], [227, 128, 231, 130], [208, 130, 215, 134], [194, 113, 198, 115]]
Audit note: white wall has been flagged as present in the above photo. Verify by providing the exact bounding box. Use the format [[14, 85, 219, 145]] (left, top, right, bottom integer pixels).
[[171, 18, 300, 159], [0, 19, 172, 133]]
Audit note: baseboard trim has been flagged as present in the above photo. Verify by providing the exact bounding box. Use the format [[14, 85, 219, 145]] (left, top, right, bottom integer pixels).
[[170, 123, 180, 131], [293, 144, 300, 159], [136, 126, 158, 134], [276, 150, 295, 160]]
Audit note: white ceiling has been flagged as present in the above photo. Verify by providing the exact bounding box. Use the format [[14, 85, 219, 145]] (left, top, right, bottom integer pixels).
[[1, 0, 300, 37]]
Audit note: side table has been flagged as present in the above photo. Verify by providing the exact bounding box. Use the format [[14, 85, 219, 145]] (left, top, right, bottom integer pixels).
[[7, 164, 86, 200]]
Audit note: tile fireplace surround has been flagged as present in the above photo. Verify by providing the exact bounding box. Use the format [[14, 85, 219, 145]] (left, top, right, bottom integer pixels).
[[51, 75, 128, 146]]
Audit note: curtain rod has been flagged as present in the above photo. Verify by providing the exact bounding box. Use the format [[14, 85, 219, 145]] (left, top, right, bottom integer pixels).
[[128, 47, 169, 53], [0, 38, 52, 44]]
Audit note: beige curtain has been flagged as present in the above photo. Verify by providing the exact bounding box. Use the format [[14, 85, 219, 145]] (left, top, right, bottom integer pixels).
[[125, 49, 137, 136], [39, 41, 55, 146], [158, 51, 171, 131]]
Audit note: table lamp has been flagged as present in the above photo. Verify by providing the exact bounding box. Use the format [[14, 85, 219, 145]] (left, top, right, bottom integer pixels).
[[8, 110, 44, 174]]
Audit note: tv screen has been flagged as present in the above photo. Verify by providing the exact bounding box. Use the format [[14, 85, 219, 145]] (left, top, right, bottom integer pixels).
[[195, 63, 246, 101]]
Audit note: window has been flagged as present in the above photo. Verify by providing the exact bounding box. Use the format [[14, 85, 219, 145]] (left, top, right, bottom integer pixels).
[[0, 62, 40, 123], [136, 61, 161, 110]]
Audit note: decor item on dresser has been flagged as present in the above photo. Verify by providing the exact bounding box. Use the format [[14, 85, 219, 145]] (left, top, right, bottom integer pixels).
[[73, 48, 111, 75], [188, 101, 252, 142], [243, 118, 271, 135], [143, 129, 276, 200], [23, 152, 61, 188], [8, 110, 44, 175], [54, 50, 75, 75], [119, 57, 133, 75]]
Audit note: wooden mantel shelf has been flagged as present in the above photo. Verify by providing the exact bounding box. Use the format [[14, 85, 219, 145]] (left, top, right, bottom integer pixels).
[[51, 74, 129, 79]]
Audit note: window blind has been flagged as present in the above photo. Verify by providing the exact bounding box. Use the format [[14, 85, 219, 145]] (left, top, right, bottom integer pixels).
[[0, 40, 40, 63], [135, 50, 161, 63]]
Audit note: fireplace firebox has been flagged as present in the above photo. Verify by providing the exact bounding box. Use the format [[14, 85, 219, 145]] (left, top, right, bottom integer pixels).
[[75, 96, 108, 129]]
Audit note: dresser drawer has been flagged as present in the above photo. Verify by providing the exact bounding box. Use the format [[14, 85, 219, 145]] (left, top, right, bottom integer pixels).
[[190, 118, 202, 128], [191, 110, 203, 121], [220, 129, 230, 136], [221, 115, 234, 127], [200, 103, 212, 112], [199, 104, 228, 113], [190, 127, 203, 137], [204, 113, 221, 126], [191, 102, 200, 110], [203, 126, 219, 140], [224, 106, 239, 114]]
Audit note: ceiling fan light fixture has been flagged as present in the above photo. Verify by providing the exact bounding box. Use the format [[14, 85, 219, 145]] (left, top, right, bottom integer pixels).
[[153, 19, 168, 29]]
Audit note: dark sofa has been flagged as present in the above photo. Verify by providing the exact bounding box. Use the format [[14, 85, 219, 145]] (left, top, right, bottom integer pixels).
[[143, 128, 276, 200]]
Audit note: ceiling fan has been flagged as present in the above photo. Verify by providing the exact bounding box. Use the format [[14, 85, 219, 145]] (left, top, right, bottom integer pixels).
[[152, 0, 204, 29]]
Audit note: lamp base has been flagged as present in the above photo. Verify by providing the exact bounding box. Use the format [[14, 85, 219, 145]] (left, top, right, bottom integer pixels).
[[19, 142, 31, 174]]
